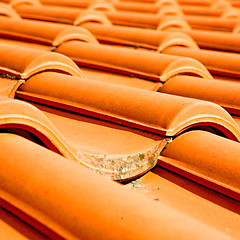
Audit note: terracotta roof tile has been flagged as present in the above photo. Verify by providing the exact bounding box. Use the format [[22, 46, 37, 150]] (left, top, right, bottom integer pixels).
[[127, 167, 240, 239], [160, 75, 240, 115], [0, 0, 240, 238], [160, 130, 240, 200], [0, 17, 98, 45], [0, 133, 235, 240], [54, 40, 212, 81], [162, 46, 240, 77], [0, 42, 84, 78], [15, 72, 240, 139]]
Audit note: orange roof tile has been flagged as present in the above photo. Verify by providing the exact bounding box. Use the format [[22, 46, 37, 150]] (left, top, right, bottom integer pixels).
[[0, 133, 235, 240], [0, 0, 240, 239]]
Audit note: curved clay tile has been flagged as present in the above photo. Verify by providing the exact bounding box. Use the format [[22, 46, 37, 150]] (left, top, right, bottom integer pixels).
[[176, 29, 240, 53], [13, 4, 80, 23], [1, 95, 163, 181], [113, 0, 185, 14], [162, 46, 240, 77], [83, 22, 240, 52], [73, 11, 112, 26], [102, 1, 160, 13], [0, 17, 98, 46], [106, 9, 228, 30], [161, 75, 240, 115], [79, 1, 222, 16], [0, 43, 85, 78], [41, 0, 92, 8], [52, 27, 99, 46], [178, 0, 212, 6], [55, 40, 212, 81], [159, 57, 212, 81], [81, 66, 162, 91], [156, 3, 188, 30], [81, 22, 197, 50], [0, 37, 50, 51], [128, 167, 240, 239], [211, 0, 231, 10], [12, 3, 160, 29], [157, 2, 182, 13], [7, 3, 240, 51], [185, 15, 238, 32], [13, 3, 116, 26], [103, 10, 238, 31], [10, 0, 42, 7], [0, 18, 54, 45], [221, 8, 240, 20], [160, 130, 240, 201], [34, 102, 166, 181], [157, 7, 180, 18], [87, 1, 117, 12], [0, 32, 160, 91], [158, 7, 184, 19], [0, 2, 21, 19], [11, 2, 234, 32], [16, 72, 240, 140], [0, 97, 78, 160], [41, 0, 165, 14], [181, 5, 223, 17], [16, 72, 169, 180], [82, 23, 171, 49], [158, 32, 199, 53], [13, 2, 161, 28], [0, 133, 233, 240], [105, 10, 160, 28], [157, 17, 192, 31]]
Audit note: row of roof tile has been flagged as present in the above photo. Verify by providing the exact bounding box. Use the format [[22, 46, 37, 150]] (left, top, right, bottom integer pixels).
[[0, 0, 240, 239]]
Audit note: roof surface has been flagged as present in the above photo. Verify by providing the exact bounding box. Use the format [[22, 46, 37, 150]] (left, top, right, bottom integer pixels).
[[0, 0, 240, 239]]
